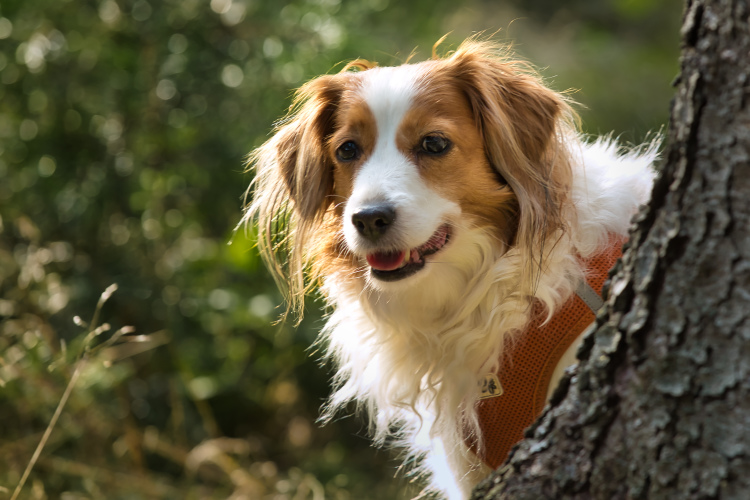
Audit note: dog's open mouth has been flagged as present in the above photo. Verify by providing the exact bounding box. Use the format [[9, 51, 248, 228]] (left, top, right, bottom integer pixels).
[[366, 224, 451, 281]]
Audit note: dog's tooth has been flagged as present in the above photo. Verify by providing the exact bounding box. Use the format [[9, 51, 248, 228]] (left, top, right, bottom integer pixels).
[[392, 251, 407, 269]]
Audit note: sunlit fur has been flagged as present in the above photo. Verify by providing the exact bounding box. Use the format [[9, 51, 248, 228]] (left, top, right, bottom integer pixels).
[[244, 39, 657, 499]]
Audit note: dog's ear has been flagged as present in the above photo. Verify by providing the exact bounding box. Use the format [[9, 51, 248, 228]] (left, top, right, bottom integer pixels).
[[246, 74, 346, 315], [447, 41, 574, 249], [275, 74, 346, 221]]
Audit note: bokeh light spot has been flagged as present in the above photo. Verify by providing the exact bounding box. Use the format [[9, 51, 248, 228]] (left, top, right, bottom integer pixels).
[[208, 288, 233, 310], [210, 0, 231, 14], [249, 294, 274, 318], [99, 0, 122, 25], [221, 64, 244, 88], [132, 0, 153, 21], [168, 33, 188, 54], [19, 120, 39, 141], [263, 37, 283, 59], [38, 155, 56, 177], [156, 79, 177, 100], [0, 18, 12, 39]]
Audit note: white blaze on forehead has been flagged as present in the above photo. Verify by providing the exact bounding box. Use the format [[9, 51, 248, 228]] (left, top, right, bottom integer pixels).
[[349, 65, 421, 212], [343, 65, 460, 255], [358, 65, 421, 144]]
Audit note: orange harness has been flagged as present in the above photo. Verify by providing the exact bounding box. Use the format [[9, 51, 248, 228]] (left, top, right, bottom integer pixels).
[[469, 236, 626, 469]]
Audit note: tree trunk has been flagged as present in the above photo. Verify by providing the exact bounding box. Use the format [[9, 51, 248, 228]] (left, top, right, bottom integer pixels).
[[472, 0, 750, 498]]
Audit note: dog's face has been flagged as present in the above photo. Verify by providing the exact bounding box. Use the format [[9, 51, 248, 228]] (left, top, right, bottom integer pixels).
[[251, 41, 573, 297], [329, 64, 517, 286]]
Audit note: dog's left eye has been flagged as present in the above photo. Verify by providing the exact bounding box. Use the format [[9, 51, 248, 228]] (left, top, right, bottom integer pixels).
[[421, 135, 450, 155], [336, 141, 360, 162]]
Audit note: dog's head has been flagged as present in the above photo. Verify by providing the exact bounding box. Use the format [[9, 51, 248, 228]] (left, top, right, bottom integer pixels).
[[247, 39, 576, 312]]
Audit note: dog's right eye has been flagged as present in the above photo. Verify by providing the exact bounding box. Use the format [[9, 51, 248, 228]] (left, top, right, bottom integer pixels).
[[421, 135, 450, 155], [336, 141, 359, 162]]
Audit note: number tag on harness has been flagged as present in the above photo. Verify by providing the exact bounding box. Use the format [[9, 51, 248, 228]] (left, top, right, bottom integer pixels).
[[479, 373, 503, 399]]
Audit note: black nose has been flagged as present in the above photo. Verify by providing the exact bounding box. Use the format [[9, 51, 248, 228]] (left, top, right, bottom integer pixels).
[[351, 205, 396, 242]]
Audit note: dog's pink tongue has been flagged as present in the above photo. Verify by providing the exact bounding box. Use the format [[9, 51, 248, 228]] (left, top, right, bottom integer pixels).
[[366, 250, 406, 271]]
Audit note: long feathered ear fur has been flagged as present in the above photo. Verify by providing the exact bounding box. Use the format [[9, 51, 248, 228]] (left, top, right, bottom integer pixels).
[[243, 74, 347, 317], [445, 39, 578, 295]]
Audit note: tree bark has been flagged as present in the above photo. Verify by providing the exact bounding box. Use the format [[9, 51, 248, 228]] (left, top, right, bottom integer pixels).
[[472, 0, 750, 498]]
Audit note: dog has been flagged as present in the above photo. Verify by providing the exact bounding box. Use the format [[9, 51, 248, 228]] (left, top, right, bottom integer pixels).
[[244, 38, 657, 499]]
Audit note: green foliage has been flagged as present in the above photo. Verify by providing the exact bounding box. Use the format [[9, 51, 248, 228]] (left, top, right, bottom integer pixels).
[[0, 0, 680, 498]]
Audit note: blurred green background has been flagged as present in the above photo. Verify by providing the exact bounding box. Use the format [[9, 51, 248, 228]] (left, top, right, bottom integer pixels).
[[0, 0, 681, 498]]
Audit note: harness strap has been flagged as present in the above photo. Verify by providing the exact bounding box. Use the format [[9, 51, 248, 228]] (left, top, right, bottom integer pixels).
[[467, 235, 626, 469], [575, 279, 605, 313]]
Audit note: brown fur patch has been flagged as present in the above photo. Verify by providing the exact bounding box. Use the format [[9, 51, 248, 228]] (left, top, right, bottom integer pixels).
[[398, 67, 518, 244], [328, 93, 379, 201], [440, 42, 575, 251]]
